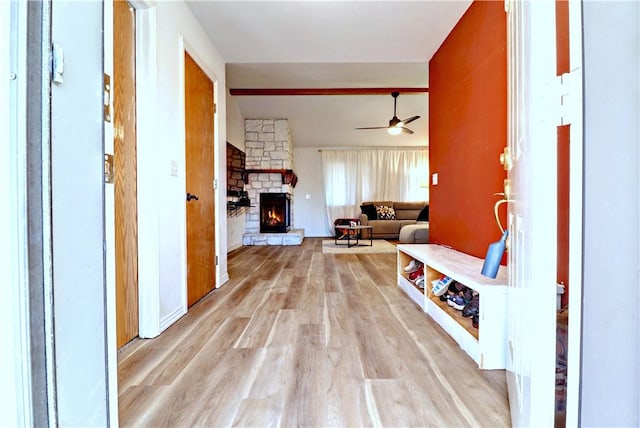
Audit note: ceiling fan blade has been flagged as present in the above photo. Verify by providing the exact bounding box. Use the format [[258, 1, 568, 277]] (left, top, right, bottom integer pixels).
[[400, 127, 414, 135], [356, 93, 420, 134], [401, 115, 420, 125]]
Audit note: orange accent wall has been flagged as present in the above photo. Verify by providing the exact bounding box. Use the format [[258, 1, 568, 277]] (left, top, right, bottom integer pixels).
[[557, 125, 570, 306], [556, 0, 570, 307], [556, 1, 570, 75], [428, 1, 507, 259]]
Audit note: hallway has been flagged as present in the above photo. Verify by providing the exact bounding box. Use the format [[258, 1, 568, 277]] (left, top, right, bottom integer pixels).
[[117, 238, 510, 426]]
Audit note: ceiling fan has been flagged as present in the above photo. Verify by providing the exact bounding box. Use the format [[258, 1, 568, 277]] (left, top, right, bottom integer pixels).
[[356, 91, 420, 135]]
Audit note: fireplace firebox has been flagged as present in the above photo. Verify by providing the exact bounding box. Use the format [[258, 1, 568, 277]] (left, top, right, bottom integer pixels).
[[260, 193, 291, 233]]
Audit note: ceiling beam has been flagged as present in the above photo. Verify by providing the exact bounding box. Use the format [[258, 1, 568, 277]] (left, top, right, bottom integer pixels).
[[229, 87, 428, 96]]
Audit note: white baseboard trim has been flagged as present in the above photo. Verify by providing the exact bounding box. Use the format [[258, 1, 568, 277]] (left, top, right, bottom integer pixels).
[[218, 272, 229, 288], [159, 305, 186, 333], [227, 243, 243, 252]]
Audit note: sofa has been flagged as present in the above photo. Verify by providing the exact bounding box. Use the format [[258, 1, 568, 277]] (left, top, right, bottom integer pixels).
[[358, 201, 428, 239]]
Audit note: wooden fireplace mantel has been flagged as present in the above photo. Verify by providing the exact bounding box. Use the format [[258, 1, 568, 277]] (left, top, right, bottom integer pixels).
[[243, 169, 298, 188]]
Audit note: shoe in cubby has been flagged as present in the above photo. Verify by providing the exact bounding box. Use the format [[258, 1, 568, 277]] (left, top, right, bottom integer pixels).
[[462, 288, 474, 304], [408, 267, 424, 281], [448, 281, 463, 294], [462, 294, 480, 318], [433, 276, 455, 295], [448, 294, 465, 311], [404, 259, 422, 273], [432, 277, 451, 296]]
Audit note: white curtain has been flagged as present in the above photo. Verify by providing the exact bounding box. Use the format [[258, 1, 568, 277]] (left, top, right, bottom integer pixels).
[[321, 149, 429, 234]]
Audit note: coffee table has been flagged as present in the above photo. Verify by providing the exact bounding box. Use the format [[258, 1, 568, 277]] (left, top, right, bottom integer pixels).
[[334, 225, 373, 247]]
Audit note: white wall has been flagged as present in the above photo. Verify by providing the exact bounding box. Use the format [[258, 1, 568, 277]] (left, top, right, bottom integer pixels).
[[227, 90, 245, 148], [292, 148, 332, 237], [581, 2, 639, 425], [226, 90, 246, 251], [149, 1, 229, 329]]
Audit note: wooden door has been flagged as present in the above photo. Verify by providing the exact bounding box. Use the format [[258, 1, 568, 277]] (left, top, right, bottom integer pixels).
[[114, 0, 138, 347], [184, 52, 216, 307]]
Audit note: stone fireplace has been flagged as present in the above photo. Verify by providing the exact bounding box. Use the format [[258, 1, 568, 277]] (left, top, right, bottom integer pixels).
[[242, 119, 303, 245]]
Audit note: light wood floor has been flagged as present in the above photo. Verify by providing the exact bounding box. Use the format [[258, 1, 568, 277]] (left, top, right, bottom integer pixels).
[[118, 238, 511, 427]]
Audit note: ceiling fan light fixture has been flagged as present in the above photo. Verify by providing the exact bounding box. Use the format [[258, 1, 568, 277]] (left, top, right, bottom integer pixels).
[[355, 92, 421, 135]]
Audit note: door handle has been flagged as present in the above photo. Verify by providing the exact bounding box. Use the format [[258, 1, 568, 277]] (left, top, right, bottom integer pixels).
[[186, 192, 199, 202]]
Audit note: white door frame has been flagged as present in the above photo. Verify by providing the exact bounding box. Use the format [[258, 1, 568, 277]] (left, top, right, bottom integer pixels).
[[102, 3, 118, 424], [132, 3, 162, 338], [50, 0, 109, 424], [1, 1, 33, 425], [564, 1, 584, 425], [506, 0, 559, 425], [104, 1, 161, 423]]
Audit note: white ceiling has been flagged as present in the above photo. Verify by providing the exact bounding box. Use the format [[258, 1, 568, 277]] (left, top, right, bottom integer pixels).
[[186, 1, 472, 148]]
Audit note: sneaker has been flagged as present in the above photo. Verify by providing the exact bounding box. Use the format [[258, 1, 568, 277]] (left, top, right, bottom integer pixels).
[[432, 278, 450, 296], [472, 314, 479, 328], [403, 259, 422, 273], [403, 259, 415, 272], [408, 267, 424, 281], [447, 281, 458, 294], [462, 294, 480, 317], [431, 276, 456, 296], [446, 293, 456, 307], [438, 276, 455, 291], [449, 295, 465, 310], [462, 288, 474, 304], [415, 276, 425, 289]]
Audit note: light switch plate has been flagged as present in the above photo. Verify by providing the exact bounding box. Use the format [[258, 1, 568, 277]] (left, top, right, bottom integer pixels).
[[432, 173, 438, 186], [170, 160, 178, 177]]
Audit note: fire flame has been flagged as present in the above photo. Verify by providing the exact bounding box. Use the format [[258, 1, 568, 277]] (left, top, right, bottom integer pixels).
[[266, 209, 283, 225]]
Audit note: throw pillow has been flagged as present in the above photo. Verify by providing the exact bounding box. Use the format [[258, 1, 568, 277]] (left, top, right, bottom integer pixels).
[[360, 204, 377, 220], [376, 205, 396, 220], [417, 205, 429, 222]]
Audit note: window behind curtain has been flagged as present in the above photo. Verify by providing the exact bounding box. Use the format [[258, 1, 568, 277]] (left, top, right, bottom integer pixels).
[[321, 149, 428, 233]]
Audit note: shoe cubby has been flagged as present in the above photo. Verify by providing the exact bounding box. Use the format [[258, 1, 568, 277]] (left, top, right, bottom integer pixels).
[[397, 250, 430, 311], [426, 276, 480, 340], [397, 244, 508, 369]]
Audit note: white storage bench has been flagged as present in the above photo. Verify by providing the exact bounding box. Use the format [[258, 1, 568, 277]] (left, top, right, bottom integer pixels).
[[397, 244, 508, 369]]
